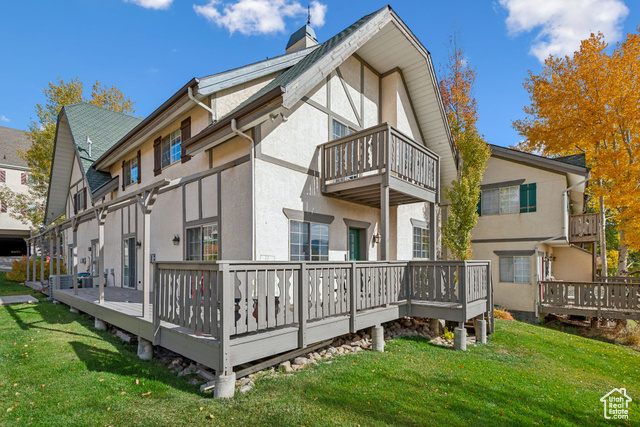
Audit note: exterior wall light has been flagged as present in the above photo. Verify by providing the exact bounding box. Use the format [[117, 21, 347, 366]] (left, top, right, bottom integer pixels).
[[172, 234, 180, 245], [374, 232, 381, 244], [136, 241, 142, 248]]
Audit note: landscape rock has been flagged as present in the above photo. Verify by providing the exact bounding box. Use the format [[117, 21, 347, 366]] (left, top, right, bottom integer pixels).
[[293, 357, 309, 366]]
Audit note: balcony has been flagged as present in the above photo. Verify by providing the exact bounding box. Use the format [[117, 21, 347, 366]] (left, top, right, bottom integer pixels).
[[569, 213, 599, 243], [320, 123, 439, 207]]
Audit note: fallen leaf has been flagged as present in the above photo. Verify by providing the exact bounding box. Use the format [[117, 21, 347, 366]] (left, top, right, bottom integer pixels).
[[141, 392, 152, 397]]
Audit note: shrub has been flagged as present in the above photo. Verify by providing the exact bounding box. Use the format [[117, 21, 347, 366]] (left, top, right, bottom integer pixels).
[[494, 307, 514, 321], [442, 328, 455, 341], [7, 256, 66, 282]]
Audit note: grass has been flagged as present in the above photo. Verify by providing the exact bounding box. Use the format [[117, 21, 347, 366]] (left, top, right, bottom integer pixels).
[[1, 272, 638, 426]]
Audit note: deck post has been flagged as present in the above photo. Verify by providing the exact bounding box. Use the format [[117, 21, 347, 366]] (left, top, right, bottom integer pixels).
[[372, 324, 385, 352], [218, 263, 232, 376], [72, 220, 78, 296], [47, 232, 54, 301], [25, 238, 30, 282], [429, 202, 436, 260], [474, 318, 487, 344], [31, 238, 36, 284], [152, 262, 160, 345], [380, 184, 389, 260], [39, 235, 44, 283], [137, 337, 153, 360], [136, 189, 158, 320], [350, 262, 357, 333], [96, 209, 107, 305], [298, 262, 308, 348], [55, 228, 60, 288], [454, 325, 467, 351]]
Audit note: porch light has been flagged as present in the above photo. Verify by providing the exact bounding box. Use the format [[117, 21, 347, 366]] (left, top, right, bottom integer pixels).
[[172, 234, 180, 245], [374, 232, 381, 244], [136, 240, 142, 248]]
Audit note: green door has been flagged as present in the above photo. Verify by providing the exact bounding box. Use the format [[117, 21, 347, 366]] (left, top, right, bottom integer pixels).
[[348, 228, 362, 261]]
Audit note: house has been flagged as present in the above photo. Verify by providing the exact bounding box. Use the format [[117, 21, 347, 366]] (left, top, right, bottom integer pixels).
[[0, 126, 33, 255], [30, 6, 493, 397], [471, 145, 595, 322]]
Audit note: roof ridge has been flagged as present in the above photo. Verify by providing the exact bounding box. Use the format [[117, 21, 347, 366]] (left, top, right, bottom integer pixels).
[[65, 101, 141, 121]]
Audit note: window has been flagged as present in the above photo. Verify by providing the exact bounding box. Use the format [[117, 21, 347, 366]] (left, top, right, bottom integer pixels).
[[290, 221, 329, 261], [124, 157, 138, 187], [75, 189, 86, 213], [479, 183, 536, 216], [186, 223, 218, 261], [499, 256, 531, 283], [412, 226, 430, 259], [161, 129, 181, 168], [332, 119, 354, 140]]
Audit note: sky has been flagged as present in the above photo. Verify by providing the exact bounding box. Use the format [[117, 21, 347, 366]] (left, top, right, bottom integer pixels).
[[0, 0, 638, 147]]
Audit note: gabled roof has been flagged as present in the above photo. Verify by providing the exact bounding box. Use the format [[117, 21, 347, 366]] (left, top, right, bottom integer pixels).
[[490, 144, 589, 177], [44, 103, 142, 224], [0, 126, 31, 169], [555, 153, 586, 168]]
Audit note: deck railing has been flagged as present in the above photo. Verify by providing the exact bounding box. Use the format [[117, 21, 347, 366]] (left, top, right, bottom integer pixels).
[[321, 123, 439, 192], [540, 280, 640, 313], [569, 213, 599, 243], [153, 260, 491, 343]]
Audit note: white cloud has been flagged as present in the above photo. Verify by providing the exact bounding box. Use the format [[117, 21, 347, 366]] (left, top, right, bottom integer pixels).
[[499, 0, 629, 62], [0, 115, 9, 123], [124, 0, 173, 10], [193, 0, 327, 35]]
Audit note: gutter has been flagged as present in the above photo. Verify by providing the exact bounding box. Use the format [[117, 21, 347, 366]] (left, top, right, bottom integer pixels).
[[93, 78, 200, 170], [231, 119, 255, 261]]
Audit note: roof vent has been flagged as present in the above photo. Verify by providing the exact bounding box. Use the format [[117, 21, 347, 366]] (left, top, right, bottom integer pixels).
[[86, 136, 92, 158], [286, 24, 318, 53]]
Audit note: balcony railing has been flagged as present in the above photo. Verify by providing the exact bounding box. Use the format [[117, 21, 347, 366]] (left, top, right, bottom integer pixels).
[[569, 213, 599, 243], [320, 123, 439, 202]]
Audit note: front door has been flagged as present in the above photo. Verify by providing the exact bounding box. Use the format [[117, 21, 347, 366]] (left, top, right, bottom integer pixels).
[[123, 237, 136, 288], [348, 228, 363, 261]]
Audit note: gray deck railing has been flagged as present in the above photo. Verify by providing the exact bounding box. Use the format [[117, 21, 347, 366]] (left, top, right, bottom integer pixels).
[[153, 260, 491, 344], [321, 123, 439, 192], [540, 280, 640, 313], [569, 213, 599, 243]]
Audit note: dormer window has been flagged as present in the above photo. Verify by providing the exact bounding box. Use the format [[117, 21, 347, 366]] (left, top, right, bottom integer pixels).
[[161, 129, 181, 168]]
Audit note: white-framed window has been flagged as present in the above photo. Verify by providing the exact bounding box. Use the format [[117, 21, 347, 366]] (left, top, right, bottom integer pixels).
[[482, 186, 519, 215], [499, 256, 530, 283], [332, 119, 354, 140], [124, 156, 138, 187], [412, 226, 430, 259], [290, 220, 329, 261], [186, 223, 218, 261], [161, 129, 181, 168]]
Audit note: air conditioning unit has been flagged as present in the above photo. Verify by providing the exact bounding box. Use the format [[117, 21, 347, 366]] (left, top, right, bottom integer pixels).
[[80, 277, 99, 288], [50, 274, 74, 289]]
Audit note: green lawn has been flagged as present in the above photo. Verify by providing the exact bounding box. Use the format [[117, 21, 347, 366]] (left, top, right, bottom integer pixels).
[[1, 272, 638, 426]]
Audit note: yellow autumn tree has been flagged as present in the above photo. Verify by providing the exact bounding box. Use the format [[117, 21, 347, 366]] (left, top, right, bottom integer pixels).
[[513, 29, 640, 275], [440, 32, 491, 260]]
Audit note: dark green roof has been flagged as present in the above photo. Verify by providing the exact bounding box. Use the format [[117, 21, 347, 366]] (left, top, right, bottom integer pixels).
[[63, 103, 142, 192], [554, 153, 586, 168], [211, 6, 385, 126]]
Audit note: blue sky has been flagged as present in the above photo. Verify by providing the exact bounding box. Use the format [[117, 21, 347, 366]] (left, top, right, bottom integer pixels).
[[0, 0, 638, 147]]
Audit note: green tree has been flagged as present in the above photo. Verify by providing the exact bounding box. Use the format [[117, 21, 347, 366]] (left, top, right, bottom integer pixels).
[[439, 33, 491, 260], [0, 78, 135, 227]]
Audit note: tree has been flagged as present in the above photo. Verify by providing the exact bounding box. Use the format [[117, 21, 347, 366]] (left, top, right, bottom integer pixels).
[[0, 78, 135, 227], [513, 29, 640, 276], [440, 33, 491, 260]]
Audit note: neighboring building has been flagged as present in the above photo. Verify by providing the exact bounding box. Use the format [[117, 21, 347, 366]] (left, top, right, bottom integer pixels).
[[43, 6, 458, 286], [0, 126, 33, 255], [471, 145, 596, 322]]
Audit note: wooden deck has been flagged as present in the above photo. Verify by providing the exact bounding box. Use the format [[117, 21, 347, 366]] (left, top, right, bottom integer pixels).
[[53, 260, 493, 377], [539, 280, 640, 320]]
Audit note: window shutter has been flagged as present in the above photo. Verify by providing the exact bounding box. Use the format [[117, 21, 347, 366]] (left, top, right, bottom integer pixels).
[[73, 194, 78, 215], [0, 170, 5, 183], [477, 193, 482, 216], [520, 184, 528, 213], [122, 160, 126, 191], [181, 117, 191, 163], [137, 150, 142, 184], [83, 187, 87, 210], [528, 183, 536, 212], [153, 137, 162, 176]]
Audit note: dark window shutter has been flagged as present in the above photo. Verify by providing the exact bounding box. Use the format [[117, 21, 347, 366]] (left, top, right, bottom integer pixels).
[[83, 187, 87, 210], [477, 193, 482, 216], [181, 117, 191, 163], [520, 184, 528, 213], [153, 137, 162, 176], [528, 183, 536, 212], [137, 150, 142, 184], [73, 194, 78, 215], [122, 160, 126, 191]]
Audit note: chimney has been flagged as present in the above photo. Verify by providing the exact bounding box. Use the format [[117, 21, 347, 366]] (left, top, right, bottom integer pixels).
[[286, 24, 318, 54]]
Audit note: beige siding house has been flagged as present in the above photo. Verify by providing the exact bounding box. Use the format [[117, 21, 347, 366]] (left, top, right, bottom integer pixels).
[[0, 126, 33, 255], [471, 145, 595, 322], [30, 6, 494, 397]]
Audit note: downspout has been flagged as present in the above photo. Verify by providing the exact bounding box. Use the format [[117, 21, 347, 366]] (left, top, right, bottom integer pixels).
[[188, 86, 216, 122], [231, 119, 255, 261], [534, 173, 591, 317]]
